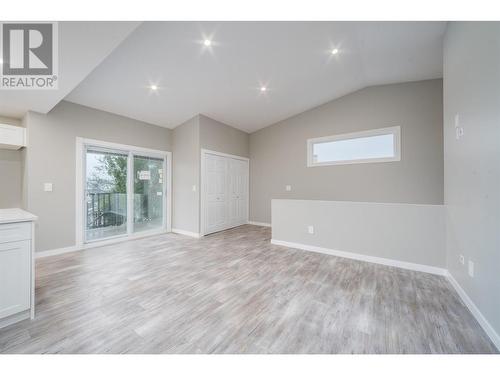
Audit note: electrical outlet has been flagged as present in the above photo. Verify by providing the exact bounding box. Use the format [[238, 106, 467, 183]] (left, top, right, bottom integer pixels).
[[44, 183, 53, 192], [192, 185, 197, 192], [459, 255, 465, 265], [285, 185, 292, 191], [468, 260, 474, 277], [307, 225, 314, 234]]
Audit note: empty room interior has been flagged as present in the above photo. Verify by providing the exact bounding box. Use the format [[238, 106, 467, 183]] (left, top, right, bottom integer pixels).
[[1, 20, 500, 355]]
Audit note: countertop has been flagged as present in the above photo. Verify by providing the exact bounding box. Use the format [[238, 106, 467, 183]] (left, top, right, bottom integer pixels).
[[0, 208, 37, 224]]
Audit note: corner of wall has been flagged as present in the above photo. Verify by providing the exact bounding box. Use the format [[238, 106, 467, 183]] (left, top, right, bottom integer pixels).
[[21, 113, 30, 210]]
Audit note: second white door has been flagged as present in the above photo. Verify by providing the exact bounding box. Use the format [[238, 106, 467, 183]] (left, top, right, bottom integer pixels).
[[203, 151, 248, 235]]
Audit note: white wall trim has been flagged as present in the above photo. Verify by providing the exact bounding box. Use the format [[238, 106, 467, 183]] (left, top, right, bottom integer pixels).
[[75, 137, 84, 246], [172, 228, 201, 238], [35, 245, 81, 259], [36, 230, 169, 259], [248, 221, 271, 227], [200, 148, 250, 162], [270, 239, 447, 276], [446, 272, 500, 351], [307, 126, 401, 167], [0, 310, 31, 330]]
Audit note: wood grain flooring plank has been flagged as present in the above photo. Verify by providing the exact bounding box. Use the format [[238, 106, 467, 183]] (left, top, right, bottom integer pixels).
[[0, 225, 496, 354]]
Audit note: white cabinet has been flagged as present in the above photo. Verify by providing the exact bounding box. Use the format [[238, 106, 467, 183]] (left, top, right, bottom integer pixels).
[[0, 209, 36, 329], [0, 240, 31, 319], [0, 123, 26, 150], [202, 151, 249, 235]]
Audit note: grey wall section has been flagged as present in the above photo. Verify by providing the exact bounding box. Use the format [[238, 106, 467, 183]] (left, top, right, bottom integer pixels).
[[272, 199, 445, 268], [249, 79, 444, 223], [0, 116, 23, 208], [444, 23, 500, 342], [0, 149, 22, 208], [172, 116, 200, 233], [199, 115, 249, 158], [24, 101, 172, 252], [172, 114, 249, 234]]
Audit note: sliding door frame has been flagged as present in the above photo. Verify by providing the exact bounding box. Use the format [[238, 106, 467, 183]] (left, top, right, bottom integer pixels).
[[200, 148, 250, 237], [75, 137, 172, 248]]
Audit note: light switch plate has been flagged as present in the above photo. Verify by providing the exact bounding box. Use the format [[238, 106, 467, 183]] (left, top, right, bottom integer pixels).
[[307, 225, 314, 234], [459, 255, 465, 265], [285, 185, 292, 191], [468, 260, 474, 277], [455, 114, 464, 140], [44, 183, 53, 192], [192, 185, 197, 192]]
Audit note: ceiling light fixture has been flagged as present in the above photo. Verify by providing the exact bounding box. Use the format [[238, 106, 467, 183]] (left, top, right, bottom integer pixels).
[[150, 85, 158, 91], [203, 39, 212, 47], [331, 48, 339, 55], [260, 86, 267, 92]]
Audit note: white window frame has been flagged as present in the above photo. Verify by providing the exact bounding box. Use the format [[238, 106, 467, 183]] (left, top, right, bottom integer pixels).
[[307, 126, 401, 167], [75, 137, 172, 248]]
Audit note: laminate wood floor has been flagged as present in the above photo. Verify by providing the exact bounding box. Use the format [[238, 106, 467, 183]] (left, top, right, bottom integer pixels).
[[0, 225, 497, 354]]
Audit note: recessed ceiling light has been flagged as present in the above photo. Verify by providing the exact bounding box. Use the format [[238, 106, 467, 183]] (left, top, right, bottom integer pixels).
[[260, 86, 267, 92], [331, 48, 339, 55], [150, 85, 158, 91], [203, 39, 212, 47]]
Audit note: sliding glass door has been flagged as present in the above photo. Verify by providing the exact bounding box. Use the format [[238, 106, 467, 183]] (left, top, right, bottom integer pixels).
[[133, 155, 164, 233], [81, 140, 169, 244], [85, 148, 128, 242]]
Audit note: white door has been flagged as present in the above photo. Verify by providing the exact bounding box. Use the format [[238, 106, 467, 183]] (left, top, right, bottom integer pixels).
[[203, 151, 249, 235], [228, 158, 247, 224], [227, 158, 240, 224], [205, 154, 228, 234]]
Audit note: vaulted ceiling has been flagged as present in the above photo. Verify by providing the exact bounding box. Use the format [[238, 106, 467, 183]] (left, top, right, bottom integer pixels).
[[2, 21, 447, 133]]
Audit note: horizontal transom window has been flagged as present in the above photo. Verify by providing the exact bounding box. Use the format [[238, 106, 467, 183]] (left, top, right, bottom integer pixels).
[[307, 126, 401, 167]]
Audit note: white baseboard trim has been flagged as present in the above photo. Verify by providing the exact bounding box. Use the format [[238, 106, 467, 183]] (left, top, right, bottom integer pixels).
[[36, 245, 81, 259], [446, 272, 500, 351], [172, 228, 201, 238], [270, 239, 447, 276], [0, 310, 31, 329], [36, 230, 169, 259], [248, 221, 271, 227]]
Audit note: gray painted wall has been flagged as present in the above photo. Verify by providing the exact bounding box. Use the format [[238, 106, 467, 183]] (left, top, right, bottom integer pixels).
[[0, 149, 22, 208], [0, 116, 23, 208], [172, 116, 200, 233], [199, 114, 249, 158], [272, 199, 445, 268], [24, 101, 172, 252], [444, 23, 500, 339], [249, 79, 444, 223]]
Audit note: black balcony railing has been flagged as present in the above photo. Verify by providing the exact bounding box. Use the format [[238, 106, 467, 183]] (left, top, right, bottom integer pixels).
[[86, 192, 127, 229], [86, 192, 162, 230]]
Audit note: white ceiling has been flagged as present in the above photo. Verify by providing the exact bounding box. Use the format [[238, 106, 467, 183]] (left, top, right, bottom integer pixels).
[[0, 21, 140, 118], [3, 22, 447, 133]]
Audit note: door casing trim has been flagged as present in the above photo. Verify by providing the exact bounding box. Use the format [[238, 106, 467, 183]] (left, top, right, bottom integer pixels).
[[75, 137, 172, 247]]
